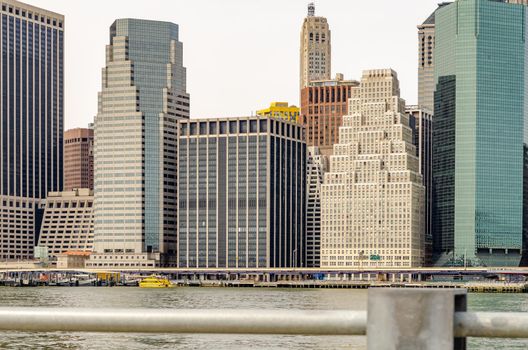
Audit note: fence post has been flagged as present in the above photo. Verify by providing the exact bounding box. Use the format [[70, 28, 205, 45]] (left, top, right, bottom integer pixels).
[[367, 288, 467, 350]]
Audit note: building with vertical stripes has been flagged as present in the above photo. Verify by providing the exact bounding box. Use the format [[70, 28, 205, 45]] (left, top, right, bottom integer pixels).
[[433, 0, 527, 266], [407, 106, 433, 265], [177, 116, 306, 268], [64, 127, 94, 191], [0, 0, 63, 260], [305, 146, 327, 267], [91, 19, 189, 268], [300, 74, 359, 156]]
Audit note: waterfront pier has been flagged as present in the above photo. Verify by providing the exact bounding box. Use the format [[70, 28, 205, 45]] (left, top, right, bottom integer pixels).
[[1, 266, 528, 292]]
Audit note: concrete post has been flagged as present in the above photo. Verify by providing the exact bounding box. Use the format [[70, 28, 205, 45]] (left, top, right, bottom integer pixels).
[[367, 288, 467, 350]]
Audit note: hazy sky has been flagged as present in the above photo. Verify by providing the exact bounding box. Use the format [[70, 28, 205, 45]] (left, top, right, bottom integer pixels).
[[28, 0, 440, 129]]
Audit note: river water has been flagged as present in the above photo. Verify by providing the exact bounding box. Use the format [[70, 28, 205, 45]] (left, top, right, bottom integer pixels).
[[0, 287, 526, 349]]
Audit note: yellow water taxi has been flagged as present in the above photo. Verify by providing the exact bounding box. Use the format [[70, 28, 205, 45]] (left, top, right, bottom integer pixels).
[[139, 275, 174, 288]]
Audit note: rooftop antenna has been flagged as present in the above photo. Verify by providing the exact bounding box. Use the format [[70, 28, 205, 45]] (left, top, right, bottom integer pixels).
[[308, 2, 315, 16]]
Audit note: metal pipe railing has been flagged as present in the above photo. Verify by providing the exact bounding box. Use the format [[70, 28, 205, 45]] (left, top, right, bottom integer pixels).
[[2, 289, 528, 350], [0, 308, 367, 335], [455, 312, 528, 338], [1, 307, 528, 339]]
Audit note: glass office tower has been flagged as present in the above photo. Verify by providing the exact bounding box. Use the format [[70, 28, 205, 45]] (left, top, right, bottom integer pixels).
[[1, 0, 64, 199], [0, 1, 63, 260], [177, 116, 306, 268], [92, 19, 189, 268], [433, 0, 527, 266]]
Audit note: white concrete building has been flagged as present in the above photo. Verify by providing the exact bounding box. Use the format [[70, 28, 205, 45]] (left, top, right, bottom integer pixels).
[[320, 69, 425, 268], [0, 196, 43, 260], [38, 189, 94, 258]]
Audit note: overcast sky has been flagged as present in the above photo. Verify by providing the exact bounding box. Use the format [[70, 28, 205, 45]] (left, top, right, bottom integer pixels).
[[28, 0, 440, 129]]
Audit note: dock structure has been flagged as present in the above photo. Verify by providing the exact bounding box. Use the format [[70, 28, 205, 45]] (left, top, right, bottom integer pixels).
[[1, 266, 528, 291]]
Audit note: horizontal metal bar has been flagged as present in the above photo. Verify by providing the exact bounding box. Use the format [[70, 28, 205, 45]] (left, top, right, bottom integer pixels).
[[2, 308, 528, 338], [0, 308, 367, 335], [455, 312, 528, 338]]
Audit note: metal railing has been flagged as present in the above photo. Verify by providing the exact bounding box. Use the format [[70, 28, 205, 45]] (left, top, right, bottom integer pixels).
[[1, 289, 528, 349], [0, 308, 367, 335]]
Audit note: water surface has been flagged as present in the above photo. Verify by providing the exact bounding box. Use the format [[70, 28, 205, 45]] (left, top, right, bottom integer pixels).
[[0, 287, 526, 349]]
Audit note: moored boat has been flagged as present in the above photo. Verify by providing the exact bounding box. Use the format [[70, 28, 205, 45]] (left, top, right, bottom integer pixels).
[[139, 275, 174, 288]]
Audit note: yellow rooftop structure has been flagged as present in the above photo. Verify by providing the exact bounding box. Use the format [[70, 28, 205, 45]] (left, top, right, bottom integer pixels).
[[256, 102, 300, 123]]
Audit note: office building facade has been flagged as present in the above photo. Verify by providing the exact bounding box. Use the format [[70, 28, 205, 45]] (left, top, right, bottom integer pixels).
[[417, 3, 449, 112], [0, 1, 64, 259], [0, 196, 43, 260], [92, 19, 189, 268], [300, 74, 359, 155], [306, 146, 326, 267], [433, 0, 526, 266], [300, 3, 331, 90], [38, 189, 94, 258], [64, 128, 94, 191], [321, 69, 425, 268], [407, 106, 433, 265], [177, 116, 306, 268]]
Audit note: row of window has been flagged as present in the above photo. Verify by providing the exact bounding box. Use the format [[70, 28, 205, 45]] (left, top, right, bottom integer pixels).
[[1, 4, 63, 28]]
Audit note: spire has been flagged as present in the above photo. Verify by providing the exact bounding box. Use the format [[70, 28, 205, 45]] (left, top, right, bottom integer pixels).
[[308, 2, 315, 16]]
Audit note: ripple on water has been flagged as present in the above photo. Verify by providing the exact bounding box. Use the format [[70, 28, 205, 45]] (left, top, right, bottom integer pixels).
[[0, 287, 526, 349]]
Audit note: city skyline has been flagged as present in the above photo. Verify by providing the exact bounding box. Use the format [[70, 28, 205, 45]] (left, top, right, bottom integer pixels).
[[25, 0, 440, 129]]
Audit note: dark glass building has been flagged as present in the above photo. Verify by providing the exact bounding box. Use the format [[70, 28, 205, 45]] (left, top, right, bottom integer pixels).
[[1, 0, 63, 198], [177, 116, 306, 268], [408, 106, 433, 265], [0, 1, 63, 260]]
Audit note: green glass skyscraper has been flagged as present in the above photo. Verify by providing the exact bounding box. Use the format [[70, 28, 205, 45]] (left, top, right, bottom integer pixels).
[[92, 19, 190, 268], [433, 0, 527, 266]]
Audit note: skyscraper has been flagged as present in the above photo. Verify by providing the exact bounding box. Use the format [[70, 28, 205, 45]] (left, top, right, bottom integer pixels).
[[407, 106, 433, 265], [300, 74, 359, 155], [64, 127, 94, 191], [177, 116, 306, 268], [321, 69, 425, 268], [300, 2, 331, 90], [433, 0, 526, 266], [417, 3, 449, 112], [91, 19, 189, 268], [0, 0, 64, 260], [306, 146, 327, 267]]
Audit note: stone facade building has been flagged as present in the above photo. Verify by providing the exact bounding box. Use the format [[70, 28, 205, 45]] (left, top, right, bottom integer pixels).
[[299, 3, 331, 90], [321, 69, 425, 268]]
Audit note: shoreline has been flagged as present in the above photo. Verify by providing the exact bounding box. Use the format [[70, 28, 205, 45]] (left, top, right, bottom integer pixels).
[[1, 279, 526, 293]]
